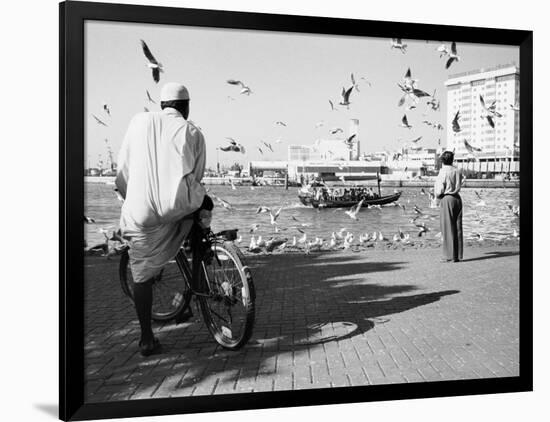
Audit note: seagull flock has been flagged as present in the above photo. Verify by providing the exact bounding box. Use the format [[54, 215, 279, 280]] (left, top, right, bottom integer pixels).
[[89, 38, 466, 159], [198, 184, 519, 256], [86, 38, 520, 256]]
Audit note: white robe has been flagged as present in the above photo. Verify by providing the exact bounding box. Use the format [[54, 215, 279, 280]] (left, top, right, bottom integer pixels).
[[115, 108, 206, 283]]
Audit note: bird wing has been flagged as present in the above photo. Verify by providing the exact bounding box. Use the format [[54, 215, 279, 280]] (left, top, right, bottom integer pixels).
[[152, 68, 160, 83], [402, 115, 409, 126], [451, 41, 457, 55], [486, 115, 495, 128], [479, 95, 487, 110], [329, 100, 334, 110], [445, 57, 455, 69], [405, 67, 411, 79], [92, 114, 108, 126], [346, 134, 356, 144], [225, 137, 237, 145], [343, 86, 353, 102], [463, 139, 473, 153], [227, 79, 243, 86], [219, 146, 231, 152], [140, 40, 158, 64], [398, 95, 406, 107], [413, 89, 430, 97], [411, 136, 422, 143], [452, 111, 461, 131]]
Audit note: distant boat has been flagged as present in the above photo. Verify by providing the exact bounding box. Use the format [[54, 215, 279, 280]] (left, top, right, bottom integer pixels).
[[298, 182, 401, 208]]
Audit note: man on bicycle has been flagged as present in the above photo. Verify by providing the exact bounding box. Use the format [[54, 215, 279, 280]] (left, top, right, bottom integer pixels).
[[116, 82, 213, 356]]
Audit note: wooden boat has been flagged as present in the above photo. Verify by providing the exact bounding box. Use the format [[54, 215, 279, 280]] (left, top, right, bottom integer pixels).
[[298, 183, 402, 208]]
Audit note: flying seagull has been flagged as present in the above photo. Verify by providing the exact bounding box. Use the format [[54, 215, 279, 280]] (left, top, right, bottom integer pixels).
[[269, 207, 283, 226], [463, 139, 482, 154], [92, 114, 108, 127], [219, 137, 246, 154], [344, 199, 364, 220], [410, 135, 423, 144], [343, 134, 357, 149], [102, 102, 111, 116], [330, 127, 344, 135], [339, 86, 354, 107], [140, 39, 164, 83], [427, 90, 440, 110], [211, 194, 234, 210], [445, 42, 460, 69], [452, 110, 461, 133], [227, 79, 252, 95], [400, 114, 413, 129], [479, 95, 502, 128], [436, 43, 450, 57], [390, 38, 407, 53], [403, 68, 418, 90], [275, 121, 287, 127], [397, 69, 430, 107]]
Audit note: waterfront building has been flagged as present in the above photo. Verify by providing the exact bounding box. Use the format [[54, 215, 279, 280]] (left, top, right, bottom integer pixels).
[[315, 139, 353, 161], [287, 145, 320, 162], [444, 63, 519, 156], [444, 63, 520, 178], [287, 118, 360, 162]]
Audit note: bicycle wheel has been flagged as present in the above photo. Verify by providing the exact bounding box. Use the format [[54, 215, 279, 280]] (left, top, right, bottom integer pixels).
[[198, 241, 255, 350], [119, 249, 192, 321]]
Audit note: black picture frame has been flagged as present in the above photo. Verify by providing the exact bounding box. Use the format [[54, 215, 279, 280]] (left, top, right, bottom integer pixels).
[[60, 1, 533, 420]]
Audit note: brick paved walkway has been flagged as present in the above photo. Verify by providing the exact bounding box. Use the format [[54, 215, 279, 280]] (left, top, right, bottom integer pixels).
[[84, 245, 520, 402]]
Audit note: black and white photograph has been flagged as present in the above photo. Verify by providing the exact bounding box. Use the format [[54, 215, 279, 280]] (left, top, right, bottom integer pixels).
[[82, 16, 524, 403]]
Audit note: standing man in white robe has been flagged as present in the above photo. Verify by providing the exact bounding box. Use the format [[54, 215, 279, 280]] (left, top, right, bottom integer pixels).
[[115, 82, 213, 356]]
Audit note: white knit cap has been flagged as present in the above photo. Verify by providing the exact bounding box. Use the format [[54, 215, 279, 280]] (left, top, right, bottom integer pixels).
[[160, 82, 190, 101]]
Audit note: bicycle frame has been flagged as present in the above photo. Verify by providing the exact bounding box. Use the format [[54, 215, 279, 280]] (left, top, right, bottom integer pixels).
[[173, 222, 239, 299]]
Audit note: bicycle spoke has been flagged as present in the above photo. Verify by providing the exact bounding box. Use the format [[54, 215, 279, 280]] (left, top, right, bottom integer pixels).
[[207, 306, 230, 324]]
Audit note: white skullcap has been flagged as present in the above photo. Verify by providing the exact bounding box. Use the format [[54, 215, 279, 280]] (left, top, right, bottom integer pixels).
[[160, 82, 190, 101]]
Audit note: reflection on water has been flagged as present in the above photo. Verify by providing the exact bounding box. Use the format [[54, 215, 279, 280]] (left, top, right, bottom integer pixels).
[[85, 183, 520, 247]]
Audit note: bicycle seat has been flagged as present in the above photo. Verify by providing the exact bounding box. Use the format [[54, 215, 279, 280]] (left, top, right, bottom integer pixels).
[[215, 229, 238, 241]]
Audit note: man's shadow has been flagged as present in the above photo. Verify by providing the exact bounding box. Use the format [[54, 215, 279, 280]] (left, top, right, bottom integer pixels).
[[461, 251, 519, 263]]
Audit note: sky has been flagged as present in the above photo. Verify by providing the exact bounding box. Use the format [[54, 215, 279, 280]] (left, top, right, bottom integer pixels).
[[84, 20, 518, 169]]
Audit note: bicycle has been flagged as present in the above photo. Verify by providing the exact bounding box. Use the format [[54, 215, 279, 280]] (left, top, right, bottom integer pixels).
[[119, 215, 255, 350]]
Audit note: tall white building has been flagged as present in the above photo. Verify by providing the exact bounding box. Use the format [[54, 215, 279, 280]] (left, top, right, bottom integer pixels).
[[444, 64, 519, 155]]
